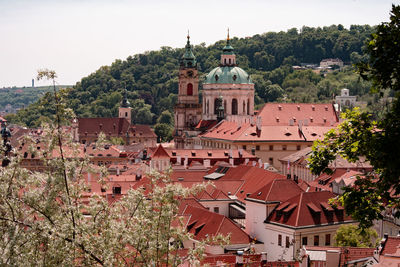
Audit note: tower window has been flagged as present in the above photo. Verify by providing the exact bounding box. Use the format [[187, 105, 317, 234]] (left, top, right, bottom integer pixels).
[[214, 98, 219, 115], [215, 75, 219, 81], [229, 58, 231, 65], [187, 83, 193, 96], [232, 99, 238, 115], [125, 112, 128, 117]]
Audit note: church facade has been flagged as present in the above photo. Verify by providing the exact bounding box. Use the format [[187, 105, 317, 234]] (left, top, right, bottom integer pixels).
[[174, 32, 255, 148]]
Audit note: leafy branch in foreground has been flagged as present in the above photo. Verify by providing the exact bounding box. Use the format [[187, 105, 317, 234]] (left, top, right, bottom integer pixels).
[[0, 70, 227, 266], [308, 5, 400, 229]]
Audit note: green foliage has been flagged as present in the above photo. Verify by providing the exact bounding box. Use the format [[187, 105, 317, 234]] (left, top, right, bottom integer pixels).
[[334, 224, 379, 247], [8, 25, 376, 126], [154, 123, 174, 143], [157, 110, 174, 125], [309, 5, 400, 229], [110, 137, 125, 145]]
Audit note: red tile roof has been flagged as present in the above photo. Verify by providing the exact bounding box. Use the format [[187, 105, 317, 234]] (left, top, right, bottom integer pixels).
[[78, 118, 130, 136], [381, 237, 400, 256], [258, 103, 339, 127], [247, 179, 304, 203], [152, 144, 170, 159], [267, 191, 353, 227], [181, 205, 251, 244]]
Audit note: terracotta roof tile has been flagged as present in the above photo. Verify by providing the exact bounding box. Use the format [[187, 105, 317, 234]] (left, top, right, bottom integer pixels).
[[267, 191, 353, 227]]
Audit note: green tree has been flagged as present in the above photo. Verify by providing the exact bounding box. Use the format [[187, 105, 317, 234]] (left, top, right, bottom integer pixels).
[[157, 110, 174, 125], [154, 123, 174, 143], [334, 224, 379, 248], [309, 5, 400, 229]]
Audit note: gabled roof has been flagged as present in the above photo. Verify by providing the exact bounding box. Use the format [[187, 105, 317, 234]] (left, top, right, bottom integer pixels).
[[152, 144, 170, 159], [78, 118, 130, 136], [181, 205, 251, 244], [247, 179, 304, 203], [266, 191, 353, 228], [381, 237, 400, 256]]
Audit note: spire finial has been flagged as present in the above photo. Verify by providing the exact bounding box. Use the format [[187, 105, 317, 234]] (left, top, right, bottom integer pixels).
[[227, 28, 230, 41], [187, 29, 190, 40]]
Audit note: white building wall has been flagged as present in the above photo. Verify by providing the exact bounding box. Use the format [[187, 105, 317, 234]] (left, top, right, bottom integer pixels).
[[199, 200, 232, 217], [245, 201, 267, 239]]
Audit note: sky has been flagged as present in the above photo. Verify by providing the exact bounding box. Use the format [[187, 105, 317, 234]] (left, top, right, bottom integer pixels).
[[0, 0, 399, 88]]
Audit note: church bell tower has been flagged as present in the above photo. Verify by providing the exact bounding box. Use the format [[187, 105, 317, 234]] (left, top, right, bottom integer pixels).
[[174, 33, 202, 148]]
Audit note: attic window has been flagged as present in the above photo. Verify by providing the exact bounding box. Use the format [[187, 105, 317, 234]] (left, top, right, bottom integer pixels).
[[311, 133, 317, 137], [276, 117, 280, 122], [191, 151, 196, 156], [307, 203, 321, 213], [106, 154, 112, 157], [310, 117, 314, 123], [257, 192, 262, 196], [312, 105, 315, 111], [232, 75, 237, 81], [215, 75, 219, 81], [293, 117, 296, 122], [112, 186, 121, 195], [194, 224, 205, 236], [297, 105, 300, 111], [285, 132, 292, 136], [178, 177, 184, 181], [323, 118, 327, 123], [224, 151, 228, 156], [320, 202, 334, 211], [187, 222, 196, 232], [172, 151, 176, 156], [250, 132, 257, 136], [283, 203, 297, 213], [325, 106, 328, 111], [207, 151, 212, 156], [98, 154, 103, 157], [278, 105, 282, 111]]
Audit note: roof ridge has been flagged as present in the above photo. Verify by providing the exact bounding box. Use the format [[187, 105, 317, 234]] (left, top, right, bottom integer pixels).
[[295, 192, 304, 227]]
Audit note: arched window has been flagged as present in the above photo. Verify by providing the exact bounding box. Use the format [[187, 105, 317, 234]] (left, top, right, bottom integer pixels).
[[232, 99, 238, 115], [206, 100, 209, 114], [229, 58, 231, 65], [247, 99, 250, 115], [243, 101, 246, 114], [224, 100, 227, 112], [214, 98, 219, 115], [187, 83, 193, 96]]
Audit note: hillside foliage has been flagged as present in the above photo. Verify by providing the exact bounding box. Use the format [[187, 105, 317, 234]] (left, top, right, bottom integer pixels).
[[8, 25, 377, 127]]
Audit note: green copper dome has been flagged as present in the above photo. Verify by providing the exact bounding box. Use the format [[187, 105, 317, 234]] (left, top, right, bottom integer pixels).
[[204, 66, 253, 84]]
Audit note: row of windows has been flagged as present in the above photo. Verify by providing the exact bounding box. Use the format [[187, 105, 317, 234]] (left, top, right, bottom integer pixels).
[[302, 234, 331, 246], [202, 141, 231, 149], [243, 145, 302, 151], [278, 234, 331, 247], [205, 98, 250, 115]]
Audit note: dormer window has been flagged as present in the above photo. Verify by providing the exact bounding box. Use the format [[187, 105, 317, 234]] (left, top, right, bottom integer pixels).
[[232, 75, 237, 81], [215, 75, 219, 81]]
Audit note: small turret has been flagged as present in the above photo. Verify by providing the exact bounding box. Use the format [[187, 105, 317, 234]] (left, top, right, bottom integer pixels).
[[181, 32, 197, 69], [221, 28, 236, 66], [119, 88, 132, 122]]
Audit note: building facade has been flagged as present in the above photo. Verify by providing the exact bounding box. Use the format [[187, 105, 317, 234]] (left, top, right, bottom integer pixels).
[[174, 35, 202, 148]]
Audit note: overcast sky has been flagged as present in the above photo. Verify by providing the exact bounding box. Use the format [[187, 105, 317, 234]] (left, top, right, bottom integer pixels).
[[0, 0, 398, 87]]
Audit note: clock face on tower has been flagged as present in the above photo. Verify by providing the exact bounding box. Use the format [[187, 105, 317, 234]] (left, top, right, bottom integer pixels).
[[187, 70, 193, 77]]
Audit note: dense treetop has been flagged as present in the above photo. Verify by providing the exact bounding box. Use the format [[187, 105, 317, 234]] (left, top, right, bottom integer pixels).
[[8, 25, 376, 127]]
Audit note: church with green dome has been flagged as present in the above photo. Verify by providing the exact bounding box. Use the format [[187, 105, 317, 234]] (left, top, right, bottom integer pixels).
[[174, 31, 255, 148], [202, 32, 255, 122]]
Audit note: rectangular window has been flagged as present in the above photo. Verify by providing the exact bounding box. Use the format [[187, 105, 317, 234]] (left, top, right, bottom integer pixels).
[[314, 235, 319, 246], [302, 237, 308, 246], [282, 145, 287, 151], [243, 145, 247, 150], [286, 236, 290, 248], [214, 207, 219, 214], [278, 234, 282, 246], [325, 234, 331, 246], [269, 145, 274, 151], [297, 145, 301, 150], [256, 145, 260, 151], [269, 158, 273, 165]]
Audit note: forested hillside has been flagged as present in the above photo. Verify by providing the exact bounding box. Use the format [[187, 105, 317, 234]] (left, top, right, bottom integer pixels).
[[8, 25, 376, 127]]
